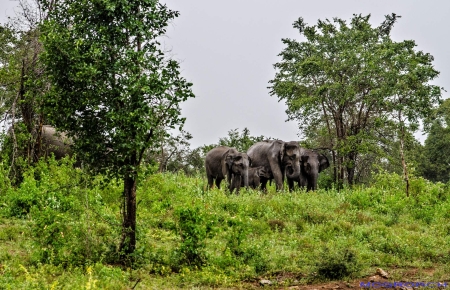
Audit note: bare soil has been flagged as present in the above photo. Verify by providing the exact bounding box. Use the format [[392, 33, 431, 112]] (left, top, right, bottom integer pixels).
[[240, 267, 446, 289]]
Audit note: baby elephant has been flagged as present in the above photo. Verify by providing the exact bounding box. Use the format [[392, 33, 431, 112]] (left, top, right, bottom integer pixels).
[[241, 166, 270, 189]]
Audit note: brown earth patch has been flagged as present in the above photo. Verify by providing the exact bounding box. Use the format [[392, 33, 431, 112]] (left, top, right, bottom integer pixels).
[[239, 267, 446, 289]]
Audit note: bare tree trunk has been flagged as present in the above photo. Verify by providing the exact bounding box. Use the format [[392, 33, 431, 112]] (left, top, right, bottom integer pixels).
[[119, 174, 137, 260], [332, 149, 337, 185], [346, 151, 357, 186], [321, 100, 337, 185], [334, 110, 345, 189], [398, 111, 409, 197]]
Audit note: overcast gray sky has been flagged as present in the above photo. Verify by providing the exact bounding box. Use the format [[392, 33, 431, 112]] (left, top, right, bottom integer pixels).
[[2, 0, 449, 148]]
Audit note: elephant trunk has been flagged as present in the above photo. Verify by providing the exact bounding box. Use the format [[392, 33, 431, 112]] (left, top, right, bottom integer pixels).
[[308, 173, 318, 191], [243, 170, 249, 189], [286, 160, 301, 180]]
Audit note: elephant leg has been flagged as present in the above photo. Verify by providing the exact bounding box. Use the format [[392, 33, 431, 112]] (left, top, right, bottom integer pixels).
[[287, 178, 294, 192], [207, 175, 214, 189], [269, 158, 284, 191], [236, 175, 242, 193], [306, 176, 316, 191], [307, 180, 314, 191], [260, 178, 268, 192], [298, 173, 307, 190], [230, 175, 241, 194], [215, 177, 223, 189]]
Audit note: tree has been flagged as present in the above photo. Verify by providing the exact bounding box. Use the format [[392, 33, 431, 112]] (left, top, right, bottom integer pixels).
[[269, 14, 442, 188], [420, 99, 450, 183], [217, 128, 268, 152], [39, 0, 194, 259], [0, 0, 51, 177], [146, 130, 204, 175]]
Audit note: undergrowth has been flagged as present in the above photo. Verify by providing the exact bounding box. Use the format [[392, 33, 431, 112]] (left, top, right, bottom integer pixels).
[[0, 159, 449, 288]]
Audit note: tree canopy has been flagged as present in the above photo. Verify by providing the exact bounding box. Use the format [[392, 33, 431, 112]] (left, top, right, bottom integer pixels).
[[269, 13, 443, 186]]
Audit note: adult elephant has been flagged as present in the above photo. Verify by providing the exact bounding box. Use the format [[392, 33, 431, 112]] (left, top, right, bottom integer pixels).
[[287, 148, 329, 191], [205, 146, 251, 193], [6, 124, 76, 163], [247, 140, 301, 191]]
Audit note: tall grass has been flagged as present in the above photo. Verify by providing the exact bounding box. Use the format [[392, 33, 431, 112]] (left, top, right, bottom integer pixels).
[[0, 159, 449, 288]]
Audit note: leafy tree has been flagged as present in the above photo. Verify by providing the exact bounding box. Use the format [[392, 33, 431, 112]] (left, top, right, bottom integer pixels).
[[39, 0, 194, 259], [217, 128, 268, 152], [146, 130, 204, 175], [270, 14, 442, 188], [0, 1, 52, 181], [420, 99, 450, 182]]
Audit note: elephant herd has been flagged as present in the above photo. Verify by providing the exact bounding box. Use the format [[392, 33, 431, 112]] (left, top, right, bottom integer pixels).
[[13, 126, 329, 192], [205, 140, 330, 193]]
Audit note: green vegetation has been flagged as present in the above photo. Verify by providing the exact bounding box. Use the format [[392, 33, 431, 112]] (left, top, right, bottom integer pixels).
[[1, 159, 449, 288]]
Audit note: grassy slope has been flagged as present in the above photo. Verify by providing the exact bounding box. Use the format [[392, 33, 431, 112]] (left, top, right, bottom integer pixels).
[[0, 161, 449, 289]]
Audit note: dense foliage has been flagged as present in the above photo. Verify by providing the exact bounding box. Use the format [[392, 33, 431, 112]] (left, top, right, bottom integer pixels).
[[420, 99, 450, 182]]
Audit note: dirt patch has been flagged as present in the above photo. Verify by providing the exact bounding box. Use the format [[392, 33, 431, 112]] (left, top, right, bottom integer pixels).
[[243, 267, 446, 289]]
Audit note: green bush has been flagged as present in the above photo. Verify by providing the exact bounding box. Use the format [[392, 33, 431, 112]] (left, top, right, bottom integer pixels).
[[316, 248, 360, 281], [173, 207, 215, 269], [2, 158, 121, 267]]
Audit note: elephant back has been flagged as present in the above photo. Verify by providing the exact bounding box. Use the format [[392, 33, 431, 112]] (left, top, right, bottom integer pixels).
[[41, 125, 74, 160]]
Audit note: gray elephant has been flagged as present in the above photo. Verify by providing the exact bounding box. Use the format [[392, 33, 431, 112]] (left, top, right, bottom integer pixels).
[[6, 124, 76, 164], [241, 166, 270, 189], [287, 148, 329, 191], [205, 146, 250, 193], [247, 140, 301, 191], [40, 125, 74, 160]]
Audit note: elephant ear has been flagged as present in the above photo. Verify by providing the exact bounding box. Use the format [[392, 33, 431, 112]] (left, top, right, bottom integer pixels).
[[301, 155, 309, 163], [221, 149, 231, 176], [279, 142, 285, 162], [258, 167, 267, 177], [318, 154, 330, 172], [248, 156, 252, 167]]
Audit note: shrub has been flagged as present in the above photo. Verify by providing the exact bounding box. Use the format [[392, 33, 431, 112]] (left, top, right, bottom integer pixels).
[[316, 248, 360, 281], [173, 207, 215, 269]]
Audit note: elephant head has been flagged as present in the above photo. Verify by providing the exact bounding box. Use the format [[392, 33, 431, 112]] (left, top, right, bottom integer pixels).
[[300, 150, 330, 191], [280, 141, 302, 181], [222, 148, 251, 193]]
